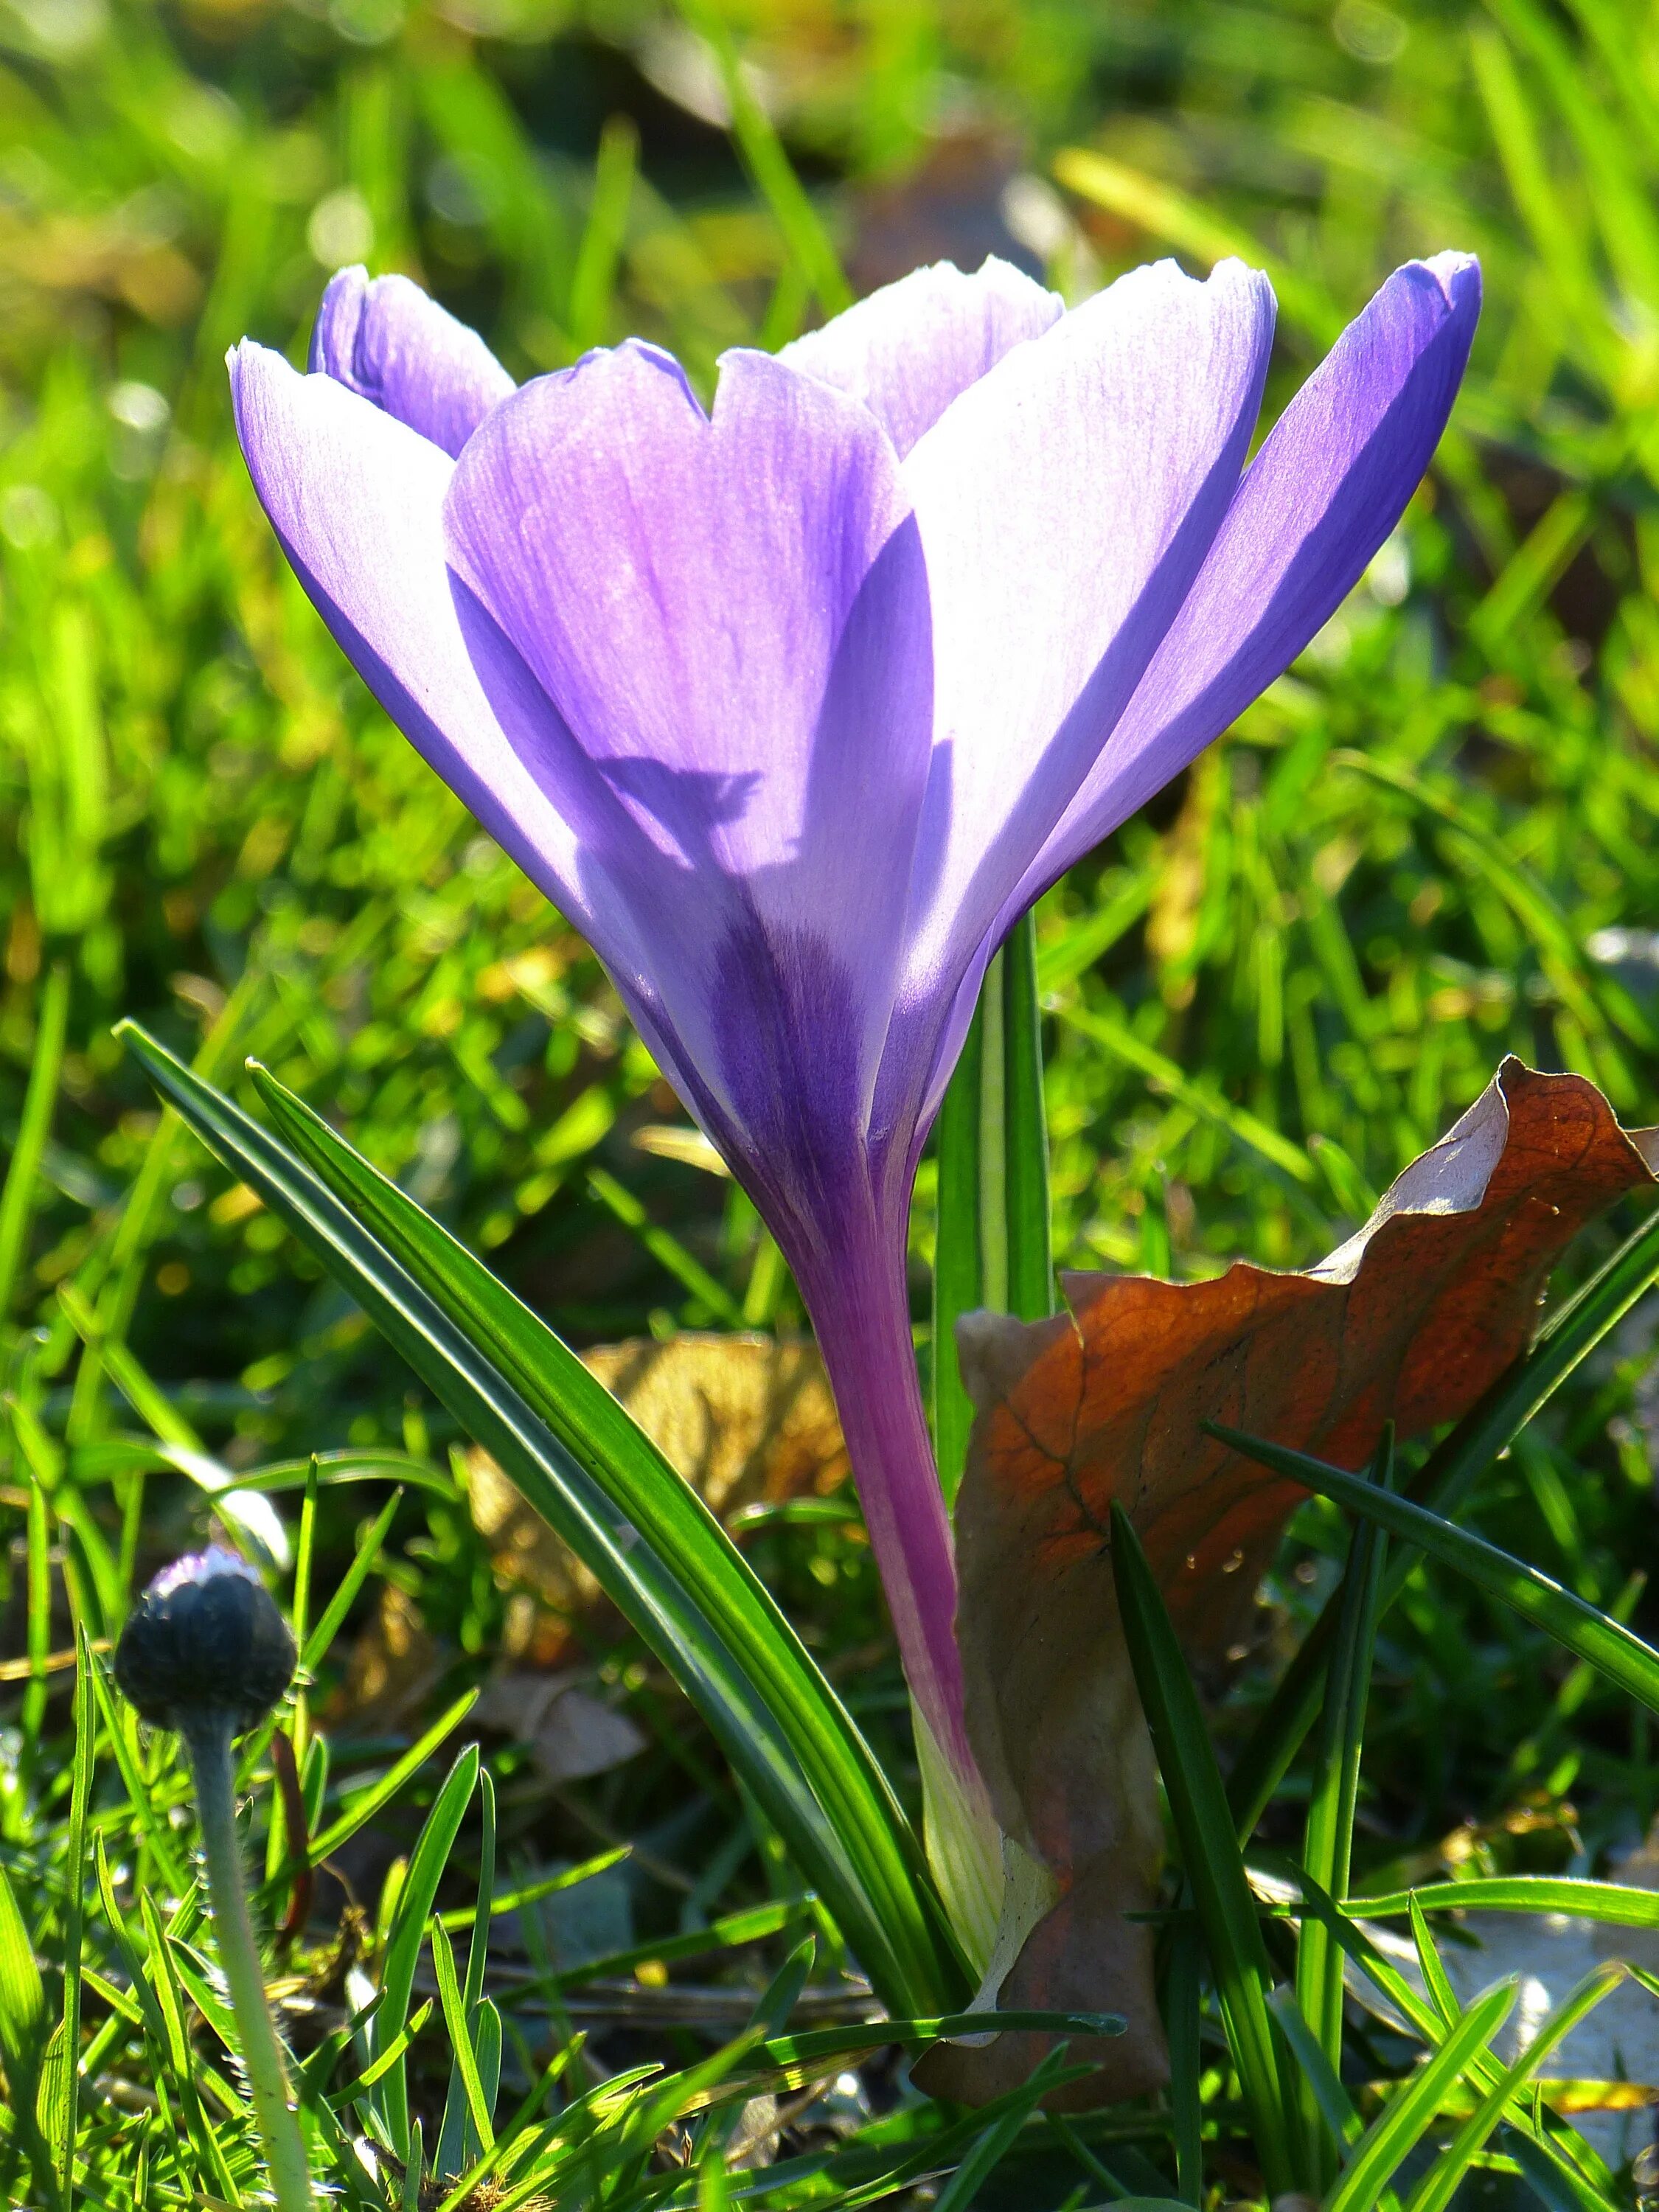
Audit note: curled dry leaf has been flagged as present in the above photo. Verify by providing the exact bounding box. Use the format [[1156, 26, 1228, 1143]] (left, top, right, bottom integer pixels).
[[467, 1333, 849, 1663], [928, 1060, 1659, 2107]]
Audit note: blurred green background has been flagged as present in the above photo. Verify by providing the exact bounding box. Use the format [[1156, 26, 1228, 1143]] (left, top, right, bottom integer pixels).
[[6, 0, 1659, 1893]]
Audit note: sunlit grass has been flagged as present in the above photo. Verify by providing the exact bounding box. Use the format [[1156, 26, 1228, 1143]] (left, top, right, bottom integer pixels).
[[6, 0, 1659, 2202]]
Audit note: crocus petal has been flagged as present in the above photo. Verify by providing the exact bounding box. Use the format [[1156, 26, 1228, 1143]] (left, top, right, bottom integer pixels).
[[883, 257, 1276, 1134], [309, 265, 515, 458], [1009, 252, 1482, 919], [442, 341, 936, 1197], [230, 342, 616, 961], [779, 257, 1062, 459]]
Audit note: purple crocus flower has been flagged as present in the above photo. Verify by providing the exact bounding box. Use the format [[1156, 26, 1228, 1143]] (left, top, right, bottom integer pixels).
[[230, 250, 1478, 1948]]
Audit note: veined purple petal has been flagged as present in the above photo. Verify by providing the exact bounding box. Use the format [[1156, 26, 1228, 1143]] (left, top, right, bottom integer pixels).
[[779, 257, 1062, 459], [310, 265, 515, 458], [1006, 252, 1482, 922], [884, 256, 1276, 1135], [442, 340, 935, 1166], [229, 342, 653, 984]]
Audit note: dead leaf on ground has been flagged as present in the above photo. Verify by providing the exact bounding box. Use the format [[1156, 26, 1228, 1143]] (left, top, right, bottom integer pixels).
[[928, 1060, 1659, 2107], [467, 1333, 848, 1663], [472, 1669, 647, 1783]]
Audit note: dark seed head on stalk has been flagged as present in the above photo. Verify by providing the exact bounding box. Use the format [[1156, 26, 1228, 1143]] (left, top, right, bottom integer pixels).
[[115, 1546, 296, 1734]]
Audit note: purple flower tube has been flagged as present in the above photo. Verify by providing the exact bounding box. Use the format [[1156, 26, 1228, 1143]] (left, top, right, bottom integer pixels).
[[231, 248, 1478, 1952]]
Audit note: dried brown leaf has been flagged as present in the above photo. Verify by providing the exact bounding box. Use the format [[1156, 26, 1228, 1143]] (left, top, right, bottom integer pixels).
[[467, 1333, 847, 1663], [931, 1060, 1658, 2107]]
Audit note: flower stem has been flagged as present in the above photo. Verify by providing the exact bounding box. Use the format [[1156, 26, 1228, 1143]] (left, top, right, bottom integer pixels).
[[800, 1212, 1002, 1961], [184, 1719, 313, 2212]]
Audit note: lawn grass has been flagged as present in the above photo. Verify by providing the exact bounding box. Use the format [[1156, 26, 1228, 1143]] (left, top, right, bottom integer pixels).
[[5, 0, 1659, 2203]]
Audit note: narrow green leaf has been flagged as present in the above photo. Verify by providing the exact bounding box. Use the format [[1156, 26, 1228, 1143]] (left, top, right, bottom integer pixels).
[[116, 1024, 964, 2015], [0, 1863, 46, 2112], [929, 2084, 1040, 2212], [1209, 1422, 1659, 1717], [138, 1891, 240, 2201], [0, 961, 69, 1320], [1296, 1427, 1388, 2184], [998, 909, 1054, 1327], [1164, 1920, 1203, 2207], [585, 1166, 744, 1326], [535, 1896, 805, 1993], [1060, 998, 1316, 1182], [1109, 1504, 1296, 2200], [437, 1769, 498, 2180], [737, 2004, 1124, 2076], [672, 0, 851, 314], [326, 2003, 433, 2109], [86, 1646, 190, 1898], [931, 995, 983, 1503], [299, 1486, 402, 1680], [1346, 1876, 1659, 1925], [431, 1921, 495, 2156], [264, 1688, 478, 1901], [375, 1742, 479, 2155], [53, 1628, 93, 2211], [1326, 1979, 1517, 2212], [434, 1846, 628, 1935], [1410, 1894, 1464, 2033], [1267, 1856, 1615, 2212], [1405, 1965, 1625, 2212], [1267, 1984, 1365, 2153], [931, 909, 1053, 1505]]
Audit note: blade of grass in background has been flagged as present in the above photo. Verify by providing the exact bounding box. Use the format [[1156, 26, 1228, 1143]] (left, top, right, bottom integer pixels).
[[1326, 1978, 1517, 2212], [0, 963, 68, 1324], [1294, 1427, 1388, 2188], [672, 0, 851, 320], [1110, 1503, 1298, 2202], [1404, 1963, 1625, 2212], [931, 911, 1054, 1503]]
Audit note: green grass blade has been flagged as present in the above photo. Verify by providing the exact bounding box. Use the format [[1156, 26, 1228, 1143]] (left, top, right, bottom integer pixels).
[[929, 2084, 1042, 2212], [932, 911, 1054, 1503], [437, 1769, 498, 2177], [54, 1627, 93, 2212], [1059, 999, 1316, 1183], [1208, 1422, 1659, 1719], [0, 961, 69, 1321], [86, 1646, 190, 1898], [374, 1742, 479, 2157], [0, 1863, 48, 2188], [326, 2003, 433, 2110], [1295, 1427, 1388, 2183], [1404, 1964, 1625, 2212], [431, 1921, 495, 2158], [1226, 1198, 1659, 1833], [585, 1166, 744, 1326], [931, 997, 983, 1503], [1343, 1875, 1659, 1924], [1265, 1857, 1615, 2212], [1000, 910, 1055, 1325], [1164, 1919, 1203, 2205], [265, 1688, 479, 1901], [298, 1487, 402, 1679], [1326, 1978, 1517, 2212], [115, 1023, 966, 2014], [1108, 1504, 1297, 2200], [1267, 1984, 1364, 2154], [672, 0, 850, 316]]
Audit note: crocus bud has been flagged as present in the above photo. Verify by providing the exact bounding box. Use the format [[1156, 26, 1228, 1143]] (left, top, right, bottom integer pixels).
[[115, 1546, 296, 1735]]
